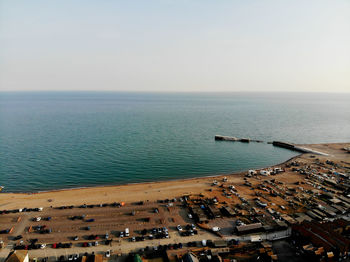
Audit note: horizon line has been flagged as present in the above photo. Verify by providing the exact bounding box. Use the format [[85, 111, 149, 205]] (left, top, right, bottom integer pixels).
[[1, 90, 350, 94]]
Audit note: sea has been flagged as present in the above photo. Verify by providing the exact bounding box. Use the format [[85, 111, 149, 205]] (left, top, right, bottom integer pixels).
[[0, 92, 349, 193]]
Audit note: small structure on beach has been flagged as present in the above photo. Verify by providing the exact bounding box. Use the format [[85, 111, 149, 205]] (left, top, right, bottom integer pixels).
[[5, 251, 29, 262], [235, 223, 264, 235], [182, 252, 199, 262]]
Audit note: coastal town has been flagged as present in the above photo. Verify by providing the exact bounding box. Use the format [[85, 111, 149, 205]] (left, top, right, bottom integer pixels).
[[1, 143, 350, 262]]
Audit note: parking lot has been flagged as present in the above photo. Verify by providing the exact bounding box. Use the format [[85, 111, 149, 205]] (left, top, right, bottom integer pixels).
[[0, 198, 221, 258]]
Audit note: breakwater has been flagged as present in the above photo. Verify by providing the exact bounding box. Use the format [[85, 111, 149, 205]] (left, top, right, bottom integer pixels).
[[214, 137, 329, 156], [272, 141, 329, 156], [214, 135, 263, 143]]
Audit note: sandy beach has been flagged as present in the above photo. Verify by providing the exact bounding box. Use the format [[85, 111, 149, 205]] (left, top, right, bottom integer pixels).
[[0, 142, 349, 259], [1, 143, 348, 210]]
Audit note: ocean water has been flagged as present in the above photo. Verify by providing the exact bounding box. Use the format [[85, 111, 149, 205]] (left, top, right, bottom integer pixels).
[[0, 92, 349, 193]]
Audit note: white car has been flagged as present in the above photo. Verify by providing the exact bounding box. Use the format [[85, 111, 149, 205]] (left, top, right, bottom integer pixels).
[[212, 226, 221, 232], [40, 244, 46, 249], [188, 213, 193, 219], [105, 250, 111, 258], [177, 225, 183, 231]]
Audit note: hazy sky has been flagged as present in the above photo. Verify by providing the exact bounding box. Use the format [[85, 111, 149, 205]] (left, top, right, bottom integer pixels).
[[0, 0, 349, 92]]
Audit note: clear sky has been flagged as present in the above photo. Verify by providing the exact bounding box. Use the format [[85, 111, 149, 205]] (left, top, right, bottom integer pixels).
[[0, 0, 349, 92]]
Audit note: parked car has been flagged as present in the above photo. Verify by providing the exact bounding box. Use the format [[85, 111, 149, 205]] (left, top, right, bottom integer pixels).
[[236, 220, 243, 226], [13, 235, 23, 240], [177, 225, 183, 231], [212, 226, 221, 232]]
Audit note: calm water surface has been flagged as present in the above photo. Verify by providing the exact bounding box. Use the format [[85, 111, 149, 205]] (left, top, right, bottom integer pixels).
[[1, 92, 349, 192]]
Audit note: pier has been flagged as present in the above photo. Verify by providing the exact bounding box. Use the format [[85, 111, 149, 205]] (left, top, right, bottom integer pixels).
[[272, 141, 329, 156], [214, 136, 329, 156]]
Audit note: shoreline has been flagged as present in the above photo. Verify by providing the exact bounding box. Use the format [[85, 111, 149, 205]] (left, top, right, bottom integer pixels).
[[1, 153, 302, 195], [1, 142, 348, 211], [0, 142, 349, 258]]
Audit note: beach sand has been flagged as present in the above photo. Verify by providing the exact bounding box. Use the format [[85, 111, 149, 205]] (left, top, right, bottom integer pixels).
[[1, 143, 349, 210], [0, 142, 349, 258]]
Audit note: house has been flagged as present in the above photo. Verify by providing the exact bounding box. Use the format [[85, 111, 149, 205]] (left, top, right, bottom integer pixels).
[[235, 223, 264, 235], [5, 251, 29, 262], [220, 206, 236, 217], [213, 240, 228, 247], [81, 254, 103, 262], [182, 252, 199, 262], [208, 205, 221, 218]]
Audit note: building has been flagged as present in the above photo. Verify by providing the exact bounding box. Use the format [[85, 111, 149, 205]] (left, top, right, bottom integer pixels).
[[5, 251, 29, 262], [292, 220, 350, 259], [220, 206, 236, 217], [208, 205, 221, 218], [235, 223, 263, 235], [182, 252, 199, 262], [190, 206, 208, 223]]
